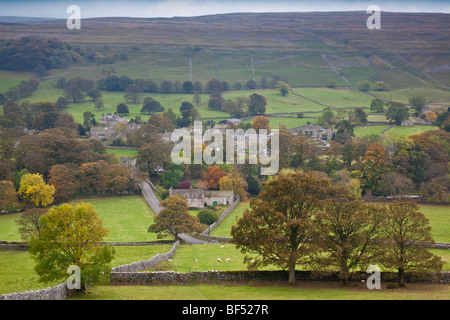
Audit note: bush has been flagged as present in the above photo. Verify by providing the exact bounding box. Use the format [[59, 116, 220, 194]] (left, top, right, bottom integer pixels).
[[178, 180, 192, 189], [357, 80, 371, 92], [197, 209, 219, 225], [160, 189, 170, 200]]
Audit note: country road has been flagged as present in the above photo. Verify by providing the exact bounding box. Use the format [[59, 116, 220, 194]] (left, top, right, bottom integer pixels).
[[137, 180, 212, 244]]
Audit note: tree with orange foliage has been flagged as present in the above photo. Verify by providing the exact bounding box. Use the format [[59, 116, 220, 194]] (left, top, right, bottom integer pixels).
[[148, 195, 202, 241], [250, 115, 270, 131], [202, 165, 228, 190], [361, 142, 389, 195], [424, 111, 437, 121]]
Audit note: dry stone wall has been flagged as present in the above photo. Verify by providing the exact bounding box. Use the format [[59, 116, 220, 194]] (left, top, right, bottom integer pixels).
[[0, 283, 74, 301], [202, 197, 240, 235], [110, 270, 450, 285], [112, 240, 180, 272]]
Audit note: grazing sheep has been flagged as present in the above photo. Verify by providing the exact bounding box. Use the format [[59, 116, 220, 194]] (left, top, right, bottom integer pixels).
[[194, 258, 198, 262], [226, 258, 231, 262], [220, 245, 224, 248], [217, 258, 222, 262]]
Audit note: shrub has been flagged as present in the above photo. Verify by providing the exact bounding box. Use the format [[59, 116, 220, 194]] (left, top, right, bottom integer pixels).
[[178, 180, 192, 189], [197, 209, 219, 225], [160, 189, 170, 200], [357, 80, 371, 92]]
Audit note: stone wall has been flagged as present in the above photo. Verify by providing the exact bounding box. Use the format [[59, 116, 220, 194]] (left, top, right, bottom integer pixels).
[[202, 197, 240, 235], [192, 233, 232, 243], [110, 270, 450, 285], [0, 241, 180, 300], [0, 283, 74, 301], [112, 241, 180, 272], [0, 240, 175, 249]]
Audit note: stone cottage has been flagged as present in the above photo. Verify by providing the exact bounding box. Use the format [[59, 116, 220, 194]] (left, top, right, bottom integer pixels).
[[169, 188, 234, 209], [90, 114, 140, 141], [288, 124, 334, 141]]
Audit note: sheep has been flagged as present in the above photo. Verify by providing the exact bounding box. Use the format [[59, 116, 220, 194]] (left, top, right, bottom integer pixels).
[[217, 258, 222, 262], [226, 258, 231, 262], [194, 258, 198, 262], [220, 245, 224, 248]]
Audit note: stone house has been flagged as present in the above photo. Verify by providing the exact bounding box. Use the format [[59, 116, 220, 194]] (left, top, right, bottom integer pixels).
[[90, 114, 140, 141], [99, 114, 129, 127], [401, 120, 414, 127], [289, 124, 334, 141], [169, 188, 234, 209]]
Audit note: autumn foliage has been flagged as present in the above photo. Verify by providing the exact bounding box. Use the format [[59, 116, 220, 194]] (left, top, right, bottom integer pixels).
[[148, 195, 202, 241], [202, 165, 228, 190]]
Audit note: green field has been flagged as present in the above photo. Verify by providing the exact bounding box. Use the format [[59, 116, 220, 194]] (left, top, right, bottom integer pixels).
[[0, 196, 160, 242], [371, 88, 450, 104], [106, 148, 138, 159], [352, 125, 390, 138], [210, 202, 250, 238], [69, 282, 450, 300], [292, 87, 375, 108], [0, 245, 171, 295], [384, 125, 438, 138], [72, 196, 162, 242], [420, 206, 450, 243], [354, 125, 438, 138], [0, 70, 36, 93]]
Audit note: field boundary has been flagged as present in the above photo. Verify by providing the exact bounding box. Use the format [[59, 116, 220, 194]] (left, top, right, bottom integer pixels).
[[112, 240, 180, 273], [0, 240, 175, 249], [202, 197, 240, 236], [109, 270, 450, 285], [2, 241, 449, 249]]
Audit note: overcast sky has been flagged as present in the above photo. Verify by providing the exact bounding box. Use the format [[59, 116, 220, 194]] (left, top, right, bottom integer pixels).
[[0, 0, 449, 18]]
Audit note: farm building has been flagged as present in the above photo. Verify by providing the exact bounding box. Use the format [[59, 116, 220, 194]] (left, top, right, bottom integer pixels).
[[169, 187, 234, 209]]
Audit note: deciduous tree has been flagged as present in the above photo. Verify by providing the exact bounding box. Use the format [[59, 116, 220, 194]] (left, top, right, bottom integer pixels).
[[385, 101, 409, 125], [0, 180, 20, 211], [219, 167, 248, 200], [312, 200, 384, 286], [148, 195, 202, 241], [202, 165, 228, 190], [231, 171, 342, 285], [379, 202, 443, 287], [124, 84, 143, 104], [18, 173, 55, 208], [48, 164, 77, 203], [248, 93, 266, 116], [28, 202, 115, 290], [250, 115, 270, 131], [16, 208, 47, 240]]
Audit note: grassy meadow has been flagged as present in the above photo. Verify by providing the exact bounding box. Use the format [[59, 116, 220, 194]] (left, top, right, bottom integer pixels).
[[210, 201, 250, 238], [0, 196, 160, 242], [69, 282, 450, 300], [0, 245, 171, 295], [106, 148, 138, 158], [71, 196, 162, 242]]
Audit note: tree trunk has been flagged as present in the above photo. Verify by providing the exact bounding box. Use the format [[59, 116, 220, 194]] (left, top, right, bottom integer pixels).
[[288, 263, 296, 285], [342, 275, 349, 286], [398, 268, 406, 287]]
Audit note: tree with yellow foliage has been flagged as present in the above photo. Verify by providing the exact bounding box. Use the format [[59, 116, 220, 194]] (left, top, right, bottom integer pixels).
[[18, 173, 55, 207], [219, 167, 248, 200]]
